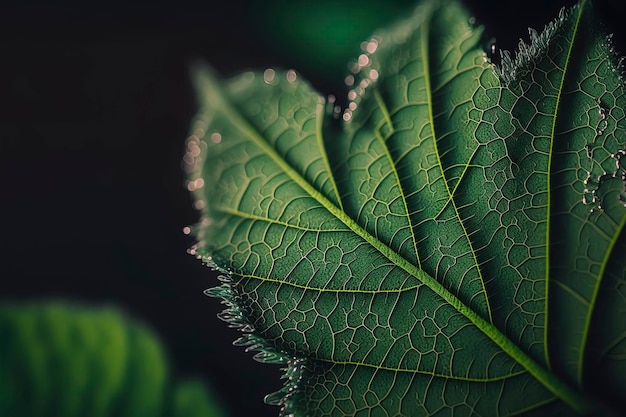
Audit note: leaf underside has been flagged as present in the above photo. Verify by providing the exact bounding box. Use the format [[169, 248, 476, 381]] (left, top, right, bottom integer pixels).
[[186, 0, 626, 415]]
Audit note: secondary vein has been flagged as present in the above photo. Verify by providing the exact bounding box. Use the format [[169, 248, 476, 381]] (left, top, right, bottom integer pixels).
[[315, 98, 344, 211], [373, 88, 422, 268], [419, 20, 493, 324], [578, 211, 626, 384]]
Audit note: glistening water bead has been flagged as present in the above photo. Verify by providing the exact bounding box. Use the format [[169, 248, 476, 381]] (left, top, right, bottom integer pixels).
[[342, 36, 382, 123], [580, 95, 626, 210], [264, 68, 276, 84]]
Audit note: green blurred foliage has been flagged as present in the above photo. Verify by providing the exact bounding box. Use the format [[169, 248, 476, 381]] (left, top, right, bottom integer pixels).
[[0, 301, 226, 417], [173, 379, 227, 417], [247, 0, 416, 89]]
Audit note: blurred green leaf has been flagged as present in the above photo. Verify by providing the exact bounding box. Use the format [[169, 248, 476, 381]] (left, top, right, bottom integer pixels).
[[173, 379, 227, 417], [0, 301, 226, 417]]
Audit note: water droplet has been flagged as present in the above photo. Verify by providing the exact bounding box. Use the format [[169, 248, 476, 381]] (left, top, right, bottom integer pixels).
[[582, 172, 599, 206], [596, 119, 608, 135], [484, 37, 499, 65], [182, 153, 194, 165], [613, 149, 626, 171], [210, 132, 222, 144], [193, 127, 205, 139], [365, 38, 378, 54], [263, 68, 276, 84]]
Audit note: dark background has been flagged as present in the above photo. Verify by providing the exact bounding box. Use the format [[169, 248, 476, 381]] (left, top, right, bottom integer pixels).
[[1, 0, 624, 416]]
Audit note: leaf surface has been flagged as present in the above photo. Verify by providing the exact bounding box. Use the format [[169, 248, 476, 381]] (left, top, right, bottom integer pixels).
[[187, 0, 626, 415]]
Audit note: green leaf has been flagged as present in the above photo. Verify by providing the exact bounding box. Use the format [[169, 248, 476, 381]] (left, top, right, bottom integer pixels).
[[173, 379, 227, 417], [187, 0, 626, 415], [0, 301, 226, 417]]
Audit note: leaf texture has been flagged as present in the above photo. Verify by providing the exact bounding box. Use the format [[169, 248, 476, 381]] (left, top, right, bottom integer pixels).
[[187, 0, 626, 415]]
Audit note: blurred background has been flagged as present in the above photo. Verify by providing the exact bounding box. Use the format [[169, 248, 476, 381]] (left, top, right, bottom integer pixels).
[[1, 0, 624, 416]]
